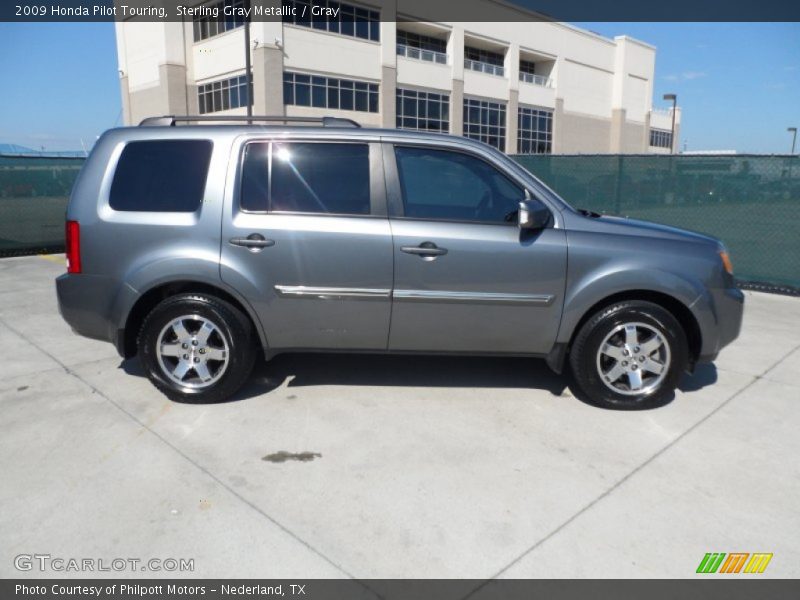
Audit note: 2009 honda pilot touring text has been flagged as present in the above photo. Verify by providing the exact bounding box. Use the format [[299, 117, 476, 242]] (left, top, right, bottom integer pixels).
[[56, 116, 744, 409]]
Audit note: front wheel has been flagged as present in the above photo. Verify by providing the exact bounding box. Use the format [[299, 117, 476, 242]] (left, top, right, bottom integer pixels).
[[569, 300, 688, 410], [138, 294, 256, 403]]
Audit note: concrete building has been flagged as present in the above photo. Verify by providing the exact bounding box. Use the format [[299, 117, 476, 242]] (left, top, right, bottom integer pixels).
[[114, 0, 681, 154]]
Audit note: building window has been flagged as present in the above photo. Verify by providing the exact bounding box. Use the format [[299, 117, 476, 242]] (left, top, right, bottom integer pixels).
[[283, 72, 379, 113], [192, 0, 245, 42], [283, 1, 380, 42], [519, 60, 536, 75], [517, 106, 553, 154], [396, 88, 449, 133], [198, 74, 251, 114], [650, 128, 673, 149], [463, 98, 506, 152], [518, 60, 552, 87], [464, 46, 505, 76], [396, 30, 447, 64]]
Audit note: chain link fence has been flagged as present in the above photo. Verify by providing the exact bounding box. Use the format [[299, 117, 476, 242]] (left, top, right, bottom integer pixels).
[[1, 152, 798, 292]]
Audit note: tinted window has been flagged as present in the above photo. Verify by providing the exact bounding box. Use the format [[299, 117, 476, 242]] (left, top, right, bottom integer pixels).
[[241, 143, 370, 215], [110, 140, 212, 212], [240, 143, 270, 212], [394, 146, 522, 223]]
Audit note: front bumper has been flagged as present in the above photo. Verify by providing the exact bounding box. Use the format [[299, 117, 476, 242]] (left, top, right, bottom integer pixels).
[[697, 286, 745, 363]]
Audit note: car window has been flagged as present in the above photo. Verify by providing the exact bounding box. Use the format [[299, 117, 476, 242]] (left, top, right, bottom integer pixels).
[[394, 146, 522, 223], [240, 142, 370, 215], [109, 140, 212, 212]]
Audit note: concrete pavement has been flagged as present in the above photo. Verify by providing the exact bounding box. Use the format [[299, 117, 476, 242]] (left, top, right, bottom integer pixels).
[[0, 254, 798, 580]]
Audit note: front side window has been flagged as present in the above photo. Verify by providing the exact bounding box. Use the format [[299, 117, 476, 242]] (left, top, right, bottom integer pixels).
[[394, 146, 522, 224], [110, 140, 212, 212], [240, 143, 370, 215]]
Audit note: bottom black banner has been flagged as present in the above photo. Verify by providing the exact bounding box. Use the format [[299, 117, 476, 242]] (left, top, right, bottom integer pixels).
[[3, 579, 800, 600]]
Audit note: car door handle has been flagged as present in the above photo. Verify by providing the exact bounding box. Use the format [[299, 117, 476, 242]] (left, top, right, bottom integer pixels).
[[229, 234, 275, 250], [401, 242, 448, 257]]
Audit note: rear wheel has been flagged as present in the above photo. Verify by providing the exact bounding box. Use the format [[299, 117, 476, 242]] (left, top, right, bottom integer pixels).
[[138, 294, 256, 403], [569, 300, 688, 409]]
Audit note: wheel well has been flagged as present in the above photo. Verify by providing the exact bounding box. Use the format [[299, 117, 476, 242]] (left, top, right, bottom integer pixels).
[[568, 290, 702, 366], [122, 281, 260, 359]]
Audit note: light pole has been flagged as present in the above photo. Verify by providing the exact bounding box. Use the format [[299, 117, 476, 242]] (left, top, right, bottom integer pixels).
[[789, 127, 798, 154], [244, 0, 253, 122], [663, 93, 677, 154]]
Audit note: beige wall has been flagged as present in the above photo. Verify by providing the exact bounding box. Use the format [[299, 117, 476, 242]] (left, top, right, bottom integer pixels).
[[554, 99, 613, 154], [116, 14, 680, 155]]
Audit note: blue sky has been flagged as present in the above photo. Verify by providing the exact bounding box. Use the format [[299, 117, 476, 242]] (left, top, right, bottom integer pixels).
[[576, 22, 800, 153], [0, 21, 798, 153]]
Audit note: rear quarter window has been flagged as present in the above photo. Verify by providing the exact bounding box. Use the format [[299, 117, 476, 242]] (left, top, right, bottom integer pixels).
[[109, 140, 213, 212]]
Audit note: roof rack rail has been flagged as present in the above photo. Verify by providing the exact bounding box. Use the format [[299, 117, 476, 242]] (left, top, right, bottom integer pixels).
[[138, 115, 361, 128]]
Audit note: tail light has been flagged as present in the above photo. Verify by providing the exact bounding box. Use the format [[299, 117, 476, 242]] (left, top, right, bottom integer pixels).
[[65, 220, 81, 274]]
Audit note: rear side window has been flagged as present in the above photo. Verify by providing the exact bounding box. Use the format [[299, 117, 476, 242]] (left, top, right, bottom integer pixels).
[[109, 140, 213, 212], [240, 142, 370, 215]]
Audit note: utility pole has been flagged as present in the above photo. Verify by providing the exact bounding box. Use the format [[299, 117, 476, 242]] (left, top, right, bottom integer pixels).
[[244, 0, 253, 122], [663, 93, 677, 154], [789, 127, 797, 154]]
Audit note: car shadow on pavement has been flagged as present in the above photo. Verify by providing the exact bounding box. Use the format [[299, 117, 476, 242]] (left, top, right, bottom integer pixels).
[[568, 362, 719, 410], [121, 353, 570, 403], [121, 355, 718, 408], [244, 353, 570, 398], [678, 362, 718, 392]]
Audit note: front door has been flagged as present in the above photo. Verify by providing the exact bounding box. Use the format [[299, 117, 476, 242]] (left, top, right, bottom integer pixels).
[[221, 139, 393, 351], [385, 144, 566, 354]]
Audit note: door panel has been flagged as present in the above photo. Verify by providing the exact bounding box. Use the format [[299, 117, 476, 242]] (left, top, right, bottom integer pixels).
[[221, 139, 392, 351], [222, 212, 392, 350], [388, 219, 566, 354], [385, 143, 566, 355]]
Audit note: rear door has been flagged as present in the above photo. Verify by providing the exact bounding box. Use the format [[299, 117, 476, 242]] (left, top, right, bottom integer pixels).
[[221, 137, 393, 351], [384, 142, 566, 355]]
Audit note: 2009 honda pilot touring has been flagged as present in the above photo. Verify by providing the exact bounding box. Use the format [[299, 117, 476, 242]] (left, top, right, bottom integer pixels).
[[56, 115, 744, 409]]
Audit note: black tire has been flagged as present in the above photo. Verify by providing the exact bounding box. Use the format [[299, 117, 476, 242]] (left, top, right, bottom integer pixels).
[[138, 294, 256, 403], [569, 300, 688, 410]]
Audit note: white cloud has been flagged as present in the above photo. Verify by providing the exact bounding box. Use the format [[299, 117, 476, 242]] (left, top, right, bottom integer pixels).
[[682, 71, 707, 80], [663, 71, 707, 81]]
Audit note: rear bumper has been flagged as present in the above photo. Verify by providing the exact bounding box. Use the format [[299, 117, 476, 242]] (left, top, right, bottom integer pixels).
[[697, 286, 745, 363], [56, 273, 118, 346]]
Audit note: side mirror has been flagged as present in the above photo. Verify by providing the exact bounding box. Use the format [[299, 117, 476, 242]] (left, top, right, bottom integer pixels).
[[518, 192, 551, 230]]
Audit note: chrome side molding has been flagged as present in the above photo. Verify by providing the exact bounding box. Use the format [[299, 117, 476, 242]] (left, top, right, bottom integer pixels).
[[393, 290, 555, 306], [274, 285, 391, 300]]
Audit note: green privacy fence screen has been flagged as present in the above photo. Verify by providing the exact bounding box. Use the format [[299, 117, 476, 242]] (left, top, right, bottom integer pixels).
[[0, 155, 83, 255], [1, 153, 798, 289], [512, 154, 800, 290]]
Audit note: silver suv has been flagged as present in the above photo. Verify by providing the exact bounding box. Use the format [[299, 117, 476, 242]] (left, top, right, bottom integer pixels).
[[56, 115, 743, 409]]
